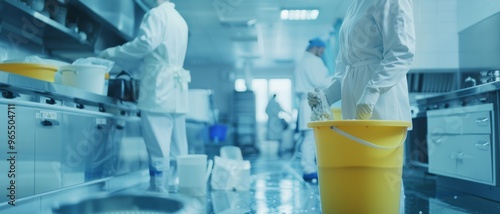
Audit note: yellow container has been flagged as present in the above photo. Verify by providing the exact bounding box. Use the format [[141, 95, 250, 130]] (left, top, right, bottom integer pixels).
[[0, 63, 58, 82], [308, 120, 410, 214], [331, 107, 342, 120]]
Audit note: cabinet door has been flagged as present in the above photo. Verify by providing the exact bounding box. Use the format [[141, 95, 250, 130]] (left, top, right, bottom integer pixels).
[[427, 134, 458, 177], [60, 113, 94, 187], [0, 104, 36, 202], [461, 111, 491, 134], [428, 134, 494, 185], [427, 104, 493, 134], [85, 116, 114, 180], [427, 114, 463, 134], [456, 135, 494, 185], [34, 110, 62, 194]]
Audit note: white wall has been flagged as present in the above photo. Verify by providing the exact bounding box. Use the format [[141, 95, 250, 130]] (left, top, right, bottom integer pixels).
[[185, 64, 235, 123], [412, 0, 500, 70], [457, 0, 500, 32], [412, 0, 459, 70], [0, 32, 44, 61]]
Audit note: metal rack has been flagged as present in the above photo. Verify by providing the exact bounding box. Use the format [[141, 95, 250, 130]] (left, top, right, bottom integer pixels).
[[233, 91, 258, 154]]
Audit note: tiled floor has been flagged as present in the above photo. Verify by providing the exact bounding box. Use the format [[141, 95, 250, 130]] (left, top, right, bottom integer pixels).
[[194, 140, 500, 213], [4, 141, 500, 213], [132, 140, 500, 213]]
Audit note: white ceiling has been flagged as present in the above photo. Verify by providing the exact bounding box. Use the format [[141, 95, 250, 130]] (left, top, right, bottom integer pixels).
[[173, 0, 352, 70]]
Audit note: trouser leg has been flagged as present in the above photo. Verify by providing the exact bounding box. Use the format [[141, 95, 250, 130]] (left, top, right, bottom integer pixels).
[[300, 130, 317, 174], [168, 114, 188, 188], [141, 111, 174, 192]]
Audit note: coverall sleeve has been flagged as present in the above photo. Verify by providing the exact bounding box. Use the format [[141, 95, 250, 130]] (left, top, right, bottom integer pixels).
[[324, 50, 346, 105], [359, 0, 415, 106], [99, 10, 164, 60]]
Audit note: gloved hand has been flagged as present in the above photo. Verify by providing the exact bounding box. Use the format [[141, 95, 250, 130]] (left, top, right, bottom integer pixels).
[[307, 88, 331, 108], [356, 88, 379, 120], [356, 103, 374, 119], [97, 48, 114, 59], [307, 90, 320, 108]]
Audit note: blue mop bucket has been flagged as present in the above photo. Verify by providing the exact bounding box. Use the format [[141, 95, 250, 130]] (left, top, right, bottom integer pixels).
[[209, 124, 227, 142]]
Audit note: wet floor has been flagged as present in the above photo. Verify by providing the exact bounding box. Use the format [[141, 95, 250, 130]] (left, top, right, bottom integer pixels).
[[127, 140, 500, 214], [3, 140, 500, 213]]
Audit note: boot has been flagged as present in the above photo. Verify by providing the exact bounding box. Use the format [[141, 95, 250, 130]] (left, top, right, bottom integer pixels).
[[148, 172, 168, 193]]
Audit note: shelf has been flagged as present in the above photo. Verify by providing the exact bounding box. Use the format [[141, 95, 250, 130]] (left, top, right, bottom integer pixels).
[[0, 0, 91, 48]]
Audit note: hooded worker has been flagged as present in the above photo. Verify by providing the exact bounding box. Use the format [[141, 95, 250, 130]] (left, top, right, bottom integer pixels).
[[307, 0, 415, 212], [99, 0, 190, 193], [294, 37, 332, 181]]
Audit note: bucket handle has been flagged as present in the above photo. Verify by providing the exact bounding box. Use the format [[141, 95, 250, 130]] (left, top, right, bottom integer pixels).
[[330, 126, 407, 150], [60, 70, 78, 74]]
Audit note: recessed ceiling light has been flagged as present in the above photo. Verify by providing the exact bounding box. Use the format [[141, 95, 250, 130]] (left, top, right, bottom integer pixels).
[[280, 9, 319, 20]]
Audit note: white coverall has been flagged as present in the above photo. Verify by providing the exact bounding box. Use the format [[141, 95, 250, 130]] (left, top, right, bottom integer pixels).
[[265, 96, 285, 141], [324, 0, 414, 123], [100, 2, 190, 191], [320, 0, 415, 213], [294, 51, 331, 175]]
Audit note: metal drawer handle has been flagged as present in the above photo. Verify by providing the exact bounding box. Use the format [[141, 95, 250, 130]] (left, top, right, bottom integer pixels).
[[451, 152, 465, 160], [41, 119, 60, 126], [451, 152, 473, 160], [432, 138, 442, 144], [475, 141, 490, 150], [475, 117, 489, 123]]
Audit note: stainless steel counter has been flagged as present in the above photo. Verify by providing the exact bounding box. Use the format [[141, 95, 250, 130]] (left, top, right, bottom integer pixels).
[[0, 71, 148, 207], [415, 80, 500, 203], [416, 81, 500, 106], [0, 70, 138, 112]]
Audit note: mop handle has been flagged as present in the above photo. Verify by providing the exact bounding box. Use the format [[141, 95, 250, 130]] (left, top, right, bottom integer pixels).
[[330, 126, 407, 150]]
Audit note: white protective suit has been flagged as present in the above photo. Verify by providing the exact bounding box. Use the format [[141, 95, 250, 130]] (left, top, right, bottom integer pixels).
[[100, 2, 189, 192], [324, 0, 415, 123], [294, 51, 331, 175], [265, 96, 285, 141], [320, 0, 415, 212]]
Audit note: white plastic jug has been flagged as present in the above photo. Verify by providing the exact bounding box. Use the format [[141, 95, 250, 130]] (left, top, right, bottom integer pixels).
[[176, 154, 212, 196]]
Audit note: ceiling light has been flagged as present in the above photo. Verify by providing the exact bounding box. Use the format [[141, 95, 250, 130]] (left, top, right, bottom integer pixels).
[[280, 9, 319, 20]]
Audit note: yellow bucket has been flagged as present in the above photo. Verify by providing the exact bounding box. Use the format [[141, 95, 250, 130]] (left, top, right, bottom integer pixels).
[[331, 107, 342, 120], [0, 63, 58, 82], [308, 120, 410, 214]]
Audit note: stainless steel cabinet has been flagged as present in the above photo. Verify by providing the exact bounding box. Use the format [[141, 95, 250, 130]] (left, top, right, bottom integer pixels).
[[60, 110, 114, 188], [427, 103, 496, 185], [0, 102, 36, 202], [34, 109, 63, 194]]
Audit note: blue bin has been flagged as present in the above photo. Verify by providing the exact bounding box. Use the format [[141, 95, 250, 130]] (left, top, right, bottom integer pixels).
[[209, 124, 227, 142]]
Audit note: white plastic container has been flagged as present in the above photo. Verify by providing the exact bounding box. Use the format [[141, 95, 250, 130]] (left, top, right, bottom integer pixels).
[[176, 154, 208, 196], [59, 65, 108, 95], [220, 146, 243, 161]]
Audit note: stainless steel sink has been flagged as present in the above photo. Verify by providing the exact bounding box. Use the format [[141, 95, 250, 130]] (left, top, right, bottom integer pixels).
[[52, 193, 188, 214]]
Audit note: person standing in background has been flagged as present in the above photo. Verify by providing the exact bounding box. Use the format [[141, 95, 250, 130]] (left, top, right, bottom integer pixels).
[[99, 0, 190, 193], [308, 0, 415, 212], [294, 38, 332, 182], [265, 94, 287, 153]]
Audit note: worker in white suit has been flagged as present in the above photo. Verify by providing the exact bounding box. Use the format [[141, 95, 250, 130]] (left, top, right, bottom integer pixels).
[[308, 0, 415, 212], [99, 0, 190, 193], [294, 38, 331, 181]]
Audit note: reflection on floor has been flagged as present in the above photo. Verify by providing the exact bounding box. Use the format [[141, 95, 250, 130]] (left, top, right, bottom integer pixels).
[[3, 140, 500, 213], [127, 140, 500, 213]]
